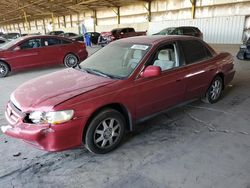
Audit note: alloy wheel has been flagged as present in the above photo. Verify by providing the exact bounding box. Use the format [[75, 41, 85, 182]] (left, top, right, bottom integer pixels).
[[94, 118, 121, 149]]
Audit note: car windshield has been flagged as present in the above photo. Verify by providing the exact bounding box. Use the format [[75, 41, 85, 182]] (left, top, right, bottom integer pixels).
[[0, 37, 23, 50], [80, 42, 150, 79], [158, 27, 176, 35]]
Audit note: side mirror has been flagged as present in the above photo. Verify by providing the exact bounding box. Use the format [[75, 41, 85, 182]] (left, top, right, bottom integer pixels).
[[13, 46, 21, 51], [140, 65, 161, 78]]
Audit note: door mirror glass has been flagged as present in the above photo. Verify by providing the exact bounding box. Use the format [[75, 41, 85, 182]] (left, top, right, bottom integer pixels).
[[141, 65, 161, 78]]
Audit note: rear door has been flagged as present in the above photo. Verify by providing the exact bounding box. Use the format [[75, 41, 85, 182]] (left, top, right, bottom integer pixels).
[[40, 37, 63, 65], [8, 38, 42, 69], [179, 39, 215, 100]]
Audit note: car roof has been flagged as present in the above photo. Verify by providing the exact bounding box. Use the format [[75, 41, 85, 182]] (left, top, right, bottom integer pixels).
[[114, 35, 199, 45]]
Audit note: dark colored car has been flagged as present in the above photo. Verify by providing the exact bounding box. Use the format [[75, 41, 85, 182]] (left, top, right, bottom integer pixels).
[[59, 32, 78, 38], [48, 31, 64, 35], [0, 35, 88, 77], [237, 38, 250, 60], [2, 36, 235, 154], [0, 37, 9, 47], [99, 27, 146, 45], [154, 26, 203, 39], [71, 32, 101, 45], [3, 33, 21, 40]]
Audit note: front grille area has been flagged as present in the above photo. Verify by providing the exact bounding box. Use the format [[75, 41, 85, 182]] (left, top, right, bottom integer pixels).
[[5, 101, 25, 125]]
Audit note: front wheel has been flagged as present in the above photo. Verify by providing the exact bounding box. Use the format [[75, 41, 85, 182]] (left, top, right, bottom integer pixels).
[[202, 76, 223, 104], [0, 61, 10, 78], [84, 109, 125, 154], [64, 54, 78, 68]]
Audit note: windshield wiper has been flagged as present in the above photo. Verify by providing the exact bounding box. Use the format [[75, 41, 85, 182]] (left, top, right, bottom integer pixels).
[[83, 68, 112, 78]]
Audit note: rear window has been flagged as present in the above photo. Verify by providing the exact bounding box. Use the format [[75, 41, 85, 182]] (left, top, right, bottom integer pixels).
[[180, 40, 212, 64]]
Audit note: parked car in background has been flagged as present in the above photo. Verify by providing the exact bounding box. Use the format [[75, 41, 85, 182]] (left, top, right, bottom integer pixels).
[[48, 31, 64, 35], [0, 37, 10, 47], [0, 35, 88, 77], [71, 32, 101, 45], [59, 32, 78, 38], [99, 27, 146, 45], [3, 33, 21, 40], [1, 36, 235, 154], [87, 32, 100, 44], [237, 38, 250, 60], [154, 26, 203, 39]]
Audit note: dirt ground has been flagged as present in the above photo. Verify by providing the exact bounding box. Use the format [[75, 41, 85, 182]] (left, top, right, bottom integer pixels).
[[0, 44, 249, 188]]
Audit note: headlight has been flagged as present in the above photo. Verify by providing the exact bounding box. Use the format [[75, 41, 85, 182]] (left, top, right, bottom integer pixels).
[[29, 110, 74, 124]]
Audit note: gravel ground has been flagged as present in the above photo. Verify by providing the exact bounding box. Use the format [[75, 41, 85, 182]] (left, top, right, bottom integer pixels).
[[0, 44, 249, 188]]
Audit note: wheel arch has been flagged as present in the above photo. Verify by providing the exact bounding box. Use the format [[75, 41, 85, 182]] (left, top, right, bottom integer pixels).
[[82, 103, 133, 140], [0, 60, 11, 71], [63, 52, 80, 63], [216, 72, 225, 89]]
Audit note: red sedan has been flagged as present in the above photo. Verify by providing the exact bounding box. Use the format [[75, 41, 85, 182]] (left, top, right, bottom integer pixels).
[[0, 35, 88, 77], [2, 36, 235, 154]]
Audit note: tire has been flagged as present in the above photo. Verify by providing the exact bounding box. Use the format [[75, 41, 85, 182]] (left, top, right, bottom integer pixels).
[[64, 53, 78, 68], [0, 61, 10, 78], [84, 109, 126, 154], [202, 76, 223, 104]]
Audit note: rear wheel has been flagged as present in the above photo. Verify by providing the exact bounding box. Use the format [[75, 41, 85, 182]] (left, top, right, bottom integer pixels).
[[202, 76, 223, 104], [84, 109, 125, 154], [64, 53, 78, 68], [0, 61, 10, 78]]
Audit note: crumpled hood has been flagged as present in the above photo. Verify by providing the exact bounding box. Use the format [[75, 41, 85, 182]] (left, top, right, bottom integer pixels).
[[11, 68, 115, 111]]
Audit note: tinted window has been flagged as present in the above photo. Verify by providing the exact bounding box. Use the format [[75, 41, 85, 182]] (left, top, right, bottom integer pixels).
[[61, 39, 72, 44], [0, 40, 5, 44], [180, 40, 212, 64], [128, 28, 135, 32], [20, 38, 41, 49], [173, 28, 183, 35], [121, 29, 128, 33], [42, 38, 61, 46], [183, 28, 195, 35]]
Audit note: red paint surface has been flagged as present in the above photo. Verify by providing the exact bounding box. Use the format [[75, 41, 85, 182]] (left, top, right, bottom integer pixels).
[[0, 35, 88, 72], [4, 36, 235, 151]]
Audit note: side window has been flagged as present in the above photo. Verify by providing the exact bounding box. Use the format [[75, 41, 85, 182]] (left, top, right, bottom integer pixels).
[[42, 38, 61, 47], [20, 38, 41, 49], [151, 44, 179, 71], [61, 39, 72, 44], [180, 40, 212, 64], [183, 28, 195, 35], [128, 28, 135, 32], [173, 28, 183, 35], [121, 29, 128, 34]]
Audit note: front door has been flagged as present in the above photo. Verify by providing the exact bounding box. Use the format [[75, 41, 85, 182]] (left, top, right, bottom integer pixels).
[[8, 38, 42, 69], [134, 43, 189, 119]]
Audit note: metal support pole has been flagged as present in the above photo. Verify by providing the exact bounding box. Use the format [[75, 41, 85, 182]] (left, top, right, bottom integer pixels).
[[70, 14, 73, 27], [51, 13, 55, 31], [22, 9, 29, 31], [117, 7, 120, 24], [93, 10, 97, 32], [190, 0, 196, 19], [42, 19, 46, 34], [148, 1, 151, 22]]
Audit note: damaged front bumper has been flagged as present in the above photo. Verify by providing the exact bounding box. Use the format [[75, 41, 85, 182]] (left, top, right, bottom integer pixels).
[[2, 102, 87, 151]]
